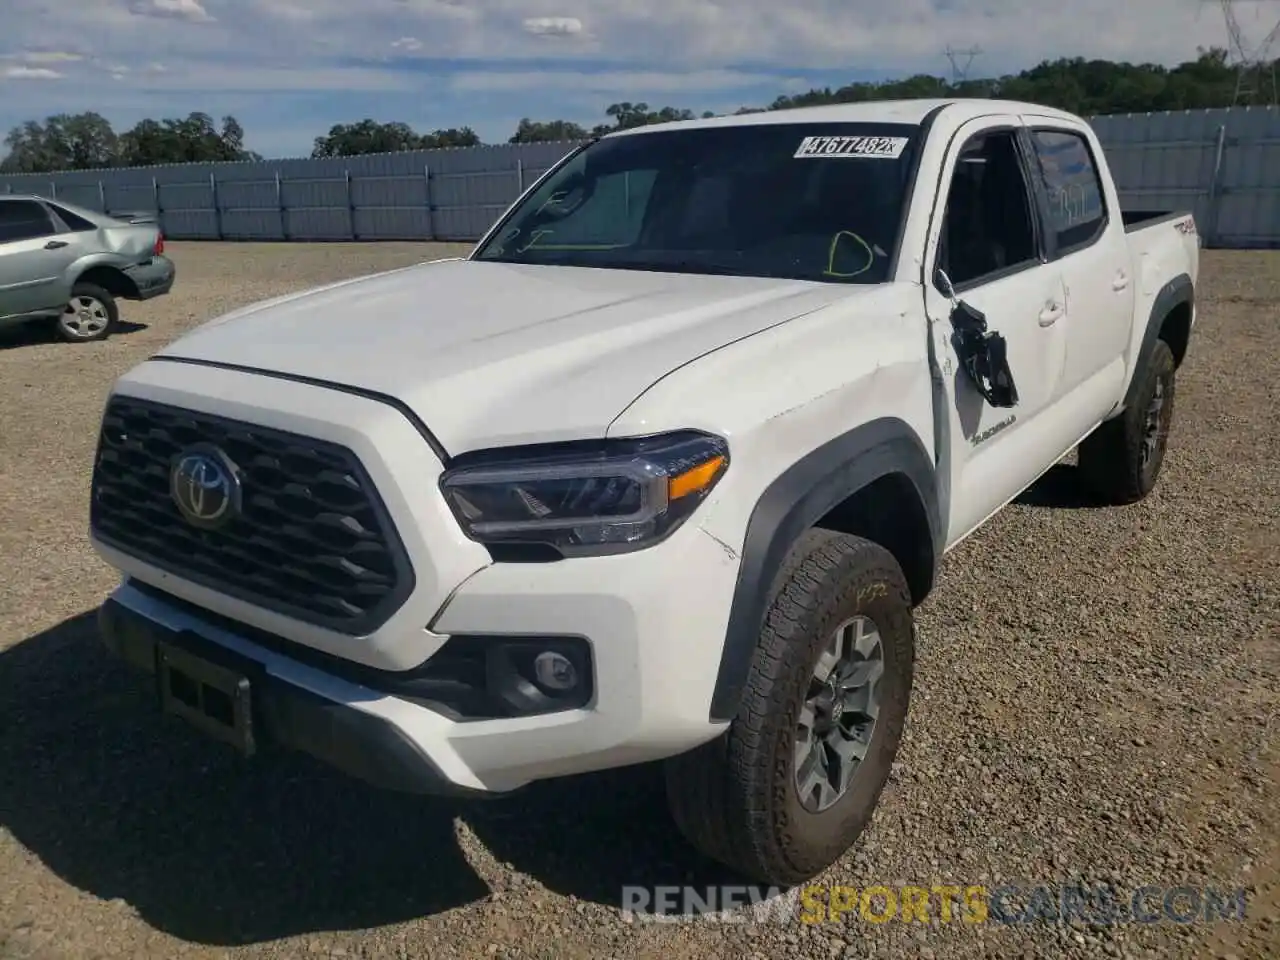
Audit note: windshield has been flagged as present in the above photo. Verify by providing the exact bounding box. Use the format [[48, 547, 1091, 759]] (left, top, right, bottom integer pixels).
[[472, 122, 923, 284]]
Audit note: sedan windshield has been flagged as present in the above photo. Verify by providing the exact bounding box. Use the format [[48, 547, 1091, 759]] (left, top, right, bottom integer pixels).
[[472, 122, 923, 284]]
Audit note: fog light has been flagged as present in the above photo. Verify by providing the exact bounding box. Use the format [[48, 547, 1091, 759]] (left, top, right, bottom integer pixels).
[[533, 651, 578, 692]]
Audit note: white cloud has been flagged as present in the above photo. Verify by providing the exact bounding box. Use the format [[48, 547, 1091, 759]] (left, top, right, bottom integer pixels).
[[451, 68, 788, 94], [522, 16, 584, 39], [128, 0, 214, 23], [3, 65, 63, 79], [391, 36, 424, 51], [3, 0, 1238, 78], [2, 50, 85, 63], [256, 0, 319, 21], [394, 0, 475, 17]]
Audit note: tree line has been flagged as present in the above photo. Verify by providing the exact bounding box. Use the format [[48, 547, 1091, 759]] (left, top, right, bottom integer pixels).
[[2, 49, 1272, 174], [2, 112, 257, 174]]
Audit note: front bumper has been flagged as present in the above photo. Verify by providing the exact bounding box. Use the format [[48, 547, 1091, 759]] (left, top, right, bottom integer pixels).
[[99, 529, 737, 794], [124, 255, 176, 300], [99, 592, 486, 797]]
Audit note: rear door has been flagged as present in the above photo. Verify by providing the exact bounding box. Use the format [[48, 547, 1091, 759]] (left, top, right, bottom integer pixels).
[[1021, 118, 1135, 424], [920, 115, 1069, 544], [0, 199, 78, 318]]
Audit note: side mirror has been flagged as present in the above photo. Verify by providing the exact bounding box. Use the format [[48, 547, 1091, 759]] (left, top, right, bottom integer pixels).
[[948, 297, 1019, 409]]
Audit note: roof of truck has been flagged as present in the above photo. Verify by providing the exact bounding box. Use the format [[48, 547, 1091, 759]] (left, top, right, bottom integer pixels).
[[607, 98, 1084, 137]]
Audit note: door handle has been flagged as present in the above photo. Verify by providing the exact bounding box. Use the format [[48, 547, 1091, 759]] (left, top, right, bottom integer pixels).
[[1038, 301, 1063, 327], [44, 239, 68, 250], [1112, 272, 1129, 291]]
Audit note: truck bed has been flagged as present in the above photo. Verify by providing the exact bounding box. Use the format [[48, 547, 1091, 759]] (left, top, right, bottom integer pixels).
[[1122, 209, 1189, 233], [1123, 208, 1199, 288]]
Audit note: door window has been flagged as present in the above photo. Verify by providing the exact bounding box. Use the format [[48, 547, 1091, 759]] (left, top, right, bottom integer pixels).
[[0, 200, 57, 243], [1028, 129, 1107, 251], [935, 130, 1040, 290]]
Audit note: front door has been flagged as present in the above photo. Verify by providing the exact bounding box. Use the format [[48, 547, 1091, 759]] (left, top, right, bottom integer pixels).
[[920, 116, 1069, 545]]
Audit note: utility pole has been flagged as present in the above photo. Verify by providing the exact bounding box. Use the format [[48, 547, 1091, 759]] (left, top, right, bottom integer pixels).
[[1209, 0, 1280, 104], [944, 44, 984, 85]]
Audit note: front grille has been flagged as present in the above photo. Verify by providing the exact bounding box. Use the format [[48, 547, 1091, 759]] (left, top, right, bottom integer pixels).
[[90, 395, 415, 634]]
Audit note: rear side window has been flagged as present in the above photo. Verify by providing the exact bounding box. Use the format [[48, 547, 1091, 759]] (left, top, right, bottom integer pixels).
[[1029, 129, 1107, 250], [0, 200, 57, 243], [49, 203, 99, 232]]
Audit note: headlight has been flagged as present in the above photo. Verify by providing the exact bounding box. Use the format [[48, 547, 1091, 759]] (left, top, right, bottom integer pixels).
[[439, 430, 729, 556]]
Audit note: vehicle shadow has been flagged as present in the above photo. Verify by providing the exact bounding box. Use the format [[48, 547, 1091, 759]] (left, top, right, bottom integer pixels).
[[0, 319, 148, 349], [0, 611, 743, 946], [0, 612, 487, 945], [461, 762, 761, 911], [1013, 463, 1108, 509]]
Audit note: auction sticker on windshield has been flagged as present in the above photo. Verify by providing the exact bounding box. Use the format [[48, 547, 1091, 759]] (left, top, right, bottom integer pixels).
[[793, 136, 909, 159]]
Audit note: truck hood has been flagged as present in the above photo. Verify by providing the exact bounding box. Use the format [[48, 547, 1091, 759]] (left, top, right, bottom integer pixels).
[[158, 258, 867, 454]]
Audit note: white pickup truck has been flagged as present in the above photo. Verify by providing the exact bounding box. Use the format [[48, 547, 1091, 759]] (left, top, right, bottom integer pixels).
[[89, 98, 1199, 886]]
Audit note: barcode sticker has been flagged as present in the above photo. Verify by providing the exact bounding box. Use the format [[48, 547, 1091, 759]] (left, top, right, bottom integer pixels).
[[793, 136, 909, 159]]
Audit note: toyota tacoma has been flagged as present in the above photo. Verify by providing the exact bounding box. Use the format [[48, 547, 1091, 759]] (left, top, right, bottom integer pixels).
[[88, 99, 1199, 886]]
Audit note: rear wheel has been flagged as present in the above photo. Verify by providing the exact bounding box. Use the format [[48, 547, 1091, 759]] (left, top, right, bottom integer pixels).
[[54, 282, 118, 343], [664, 530, 914, 885], [1078, 339, 1176, 504]]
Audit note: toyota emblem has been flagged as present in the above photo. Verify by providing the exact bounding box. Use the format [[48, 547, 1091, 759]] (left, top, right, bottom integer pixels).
[[169, 445, 241, 529]]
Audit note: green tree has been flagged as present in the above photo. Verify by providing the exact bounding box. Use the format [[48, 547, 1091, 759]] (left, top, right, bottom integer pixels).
[[500, 48, 1269, 147], [509, 118, 591, 143], [420, 127, 481, 149], [761, 49, 1248, 114], [589, 102, 698, 137], [117, 113, 256, 166], [311, 119, 480, 157], [0, 112, 119, 173]]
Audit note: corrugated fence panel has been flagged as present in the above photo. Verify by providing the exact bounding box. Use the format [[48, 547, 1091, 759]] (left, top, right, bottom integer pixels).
[[279, 175, 350, 240], [157, 178, 219, 239], [1215, 108, 1280, 247], [161, 179, 214, 211], [0, 114, 1276, 245], [107, 182, 160, 217], [350, 163, 432, 240], [216, 177, 284, 239], [163, 208, 220, 239]]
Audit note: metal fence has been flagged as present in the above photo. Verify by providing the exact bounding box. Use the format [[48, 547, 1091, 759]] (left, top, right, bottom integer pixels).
[[1, 107, 1277, 248], [0, 141, 579, 243], [1090, 106, 1280, 248]]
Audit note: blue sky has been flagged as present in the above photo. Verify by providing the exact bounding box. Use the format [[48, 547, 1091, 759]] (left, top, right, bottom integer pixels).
[[0, 0, 1246, 159]]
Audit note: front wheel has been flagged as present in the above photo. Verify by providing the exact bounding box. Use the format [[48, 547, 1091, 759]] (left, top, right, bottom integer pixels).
[[54, 282, 119, 343], [664, 530, 915, 886]]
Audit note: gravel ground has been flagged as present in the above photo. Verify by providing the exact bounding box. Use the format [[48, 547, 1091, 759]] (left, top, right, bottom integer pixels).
[[0, 242, 1276, 960]]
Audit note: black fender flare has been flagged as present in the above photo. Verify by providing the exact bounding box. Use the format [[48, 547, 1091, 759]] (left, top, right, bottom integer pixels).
[[707, 417, 942, 722], [1121, 273, 1193, 412]]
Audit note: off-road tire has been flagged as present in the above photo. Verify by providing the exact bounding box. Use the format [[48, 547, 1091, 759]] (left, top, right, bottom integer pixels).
[[54, 282, 119, 343], [664, 530, 915, 886], [1078, 339, 1176, 505]]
